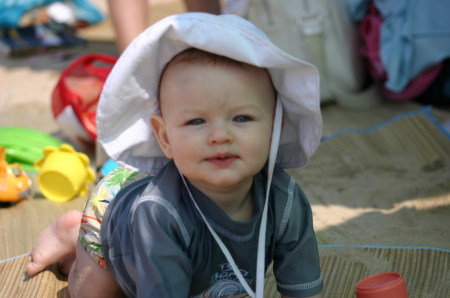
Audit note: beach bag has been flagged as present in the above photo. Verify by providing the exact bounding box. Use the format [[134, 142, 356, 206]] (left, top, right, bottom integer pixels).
[[359, 3, 444, 102], [52, 53, 118, 145], [222, 0, 382, 109], [349, 0, 450, 97]]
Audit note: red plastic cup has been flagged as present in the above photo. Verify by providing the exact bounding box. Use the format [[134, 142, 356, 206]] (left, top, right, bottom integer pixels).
[[355, 272, 409, 298]]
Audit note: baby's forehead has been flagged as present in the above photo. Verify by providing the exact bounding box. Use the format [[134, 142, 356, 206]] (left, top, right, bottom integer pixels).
[[157, 48, 277, 112], [167, 48, 244, 68], [160, 48, 275, 88]]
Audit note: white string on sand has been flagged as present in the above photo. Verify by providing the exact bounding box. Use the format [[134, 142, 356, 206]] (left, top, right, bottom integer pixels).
[[318, 244, 450, 253], [0, 253, 29, 264]]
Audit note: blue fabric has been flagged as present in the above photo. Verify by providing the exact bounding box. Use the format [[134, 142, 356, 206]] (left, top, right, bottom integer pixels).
[[0, 0, 56, 27], [70, 0, 104, 25], [0, 0, 103, 28], [99, 159, 120, 177], [346, 0, 450, 92]]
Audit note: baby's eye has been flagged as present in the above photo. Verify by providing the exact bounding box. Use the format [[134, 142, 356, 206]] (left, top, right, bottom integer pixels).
[[187, 119, 205, 125], [233, 116, 251, 123]]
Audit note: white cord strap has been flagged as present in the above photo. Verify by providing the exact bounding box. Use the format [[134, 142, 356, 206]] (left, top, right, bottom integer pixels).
[[255, 98, 282, 297]]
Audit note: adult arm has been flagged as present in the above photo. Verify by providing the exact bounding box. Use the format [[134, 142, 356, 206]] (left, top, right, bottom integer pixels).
[[107, 0, 149, 53]]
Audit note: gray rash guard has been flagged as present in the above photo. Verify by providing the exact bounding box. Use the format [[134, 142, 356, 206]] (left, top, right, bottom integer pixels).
[[101, 161, 323, 297]]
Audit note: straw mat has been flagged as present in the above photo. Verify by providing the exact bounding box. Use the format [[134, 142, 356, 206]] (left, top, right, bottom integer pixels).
[[0, 258, 68, 298], [313, 108, 450, 175], [1, 106, 449, 297], [1, 246, 449, 297], [288, 107, 450, 251], [264, 246, 450, 298]]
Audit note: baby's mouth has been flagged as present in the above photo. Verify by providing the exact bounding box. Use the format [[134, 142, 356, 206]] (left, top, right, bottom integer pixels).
[[206, 153, 238, 166]]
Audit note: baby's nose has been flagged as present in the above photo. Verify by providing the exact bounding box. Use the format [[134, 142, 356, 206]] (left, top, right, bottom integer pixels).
[[208, 124, 233, 144]]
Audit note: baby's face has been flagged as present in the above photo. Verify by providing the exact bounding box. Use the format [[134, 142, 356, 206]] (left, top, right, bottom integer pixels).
[[151, 56, 276, 192]]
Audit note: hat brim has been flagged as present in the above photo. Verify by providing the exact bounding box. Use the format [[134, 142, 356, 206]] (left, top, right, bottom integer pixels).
[[97, 12, 322, 173]]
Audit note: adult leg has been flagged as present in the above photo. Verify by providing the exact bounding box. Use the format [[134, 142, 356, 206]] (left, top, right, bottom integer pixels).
[[107, 0, 148, 53], [184, 0, 221, 14]]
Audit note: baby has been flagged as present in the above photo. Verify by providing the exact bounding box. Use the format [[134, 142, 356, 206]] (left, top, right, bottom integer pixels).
[[27, 13, 324, 298]]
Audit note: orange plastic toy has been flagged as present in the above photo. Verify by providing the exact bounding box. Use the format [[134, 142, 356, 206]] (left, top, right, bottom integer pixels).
[[0, 147, 32, 203]]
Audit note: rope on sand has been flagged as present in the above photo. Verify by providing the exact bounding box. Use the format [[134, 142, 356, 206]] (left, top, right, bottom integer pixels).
[[319, 244, 450, 253], [1, 245, 449, 265], [0, 253, 29, 264]]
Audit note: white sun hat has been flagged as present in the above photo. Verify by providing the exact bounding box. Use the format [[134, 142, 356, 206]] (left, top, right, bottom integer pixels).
[[97, 12, 322, 174]]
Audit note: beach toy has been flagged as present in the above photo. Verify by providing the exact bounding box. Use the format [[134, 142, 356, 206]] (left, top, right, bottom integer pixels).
[[0, 147, 32, 203], [98, 159, 119, 178], [52, 53, 117, 145], [355, 272, 409, 298], [34, 144, 95, 202], [0, 127, 65, 173]]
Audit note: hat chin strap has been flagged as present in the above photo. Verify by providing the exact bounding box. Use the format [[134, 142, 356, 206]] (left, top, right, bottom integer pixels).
[[180, 98, 283, 298]]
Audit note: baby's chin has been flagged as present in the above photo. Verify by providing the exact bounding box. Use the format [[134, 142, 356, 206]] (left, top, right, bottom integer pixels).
[[186, 174, 255, 191]]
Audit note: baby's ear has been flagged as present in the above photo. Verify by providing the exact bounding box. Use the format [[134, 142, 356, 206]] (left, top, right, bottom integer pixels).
[[150, 115, 173, 159]]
